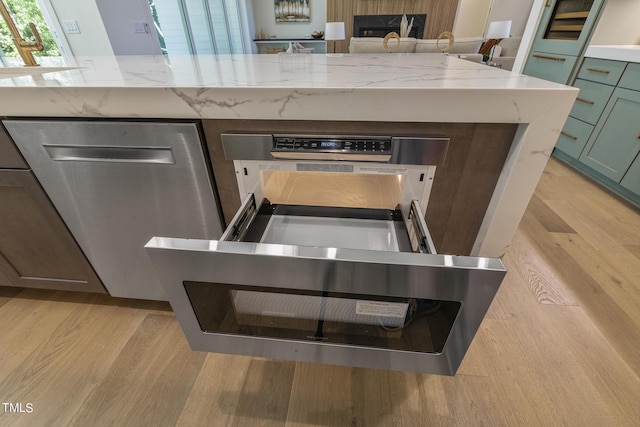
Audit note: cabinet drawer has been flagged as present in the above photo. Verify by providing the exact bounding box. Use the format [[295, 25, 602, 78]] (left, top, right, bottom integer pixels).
[[619, 63, 640, 92], [570, 79, 615, 125], [577, 58, 627, 86], [555, 116, 593, 159], [621, 153, 640, 196], [524, 52, 577, 84]]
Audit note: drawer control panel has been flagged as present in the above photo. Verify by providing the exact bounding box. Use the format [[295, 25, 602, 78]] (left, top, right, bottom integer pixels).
[[273, 136, 391, 154]]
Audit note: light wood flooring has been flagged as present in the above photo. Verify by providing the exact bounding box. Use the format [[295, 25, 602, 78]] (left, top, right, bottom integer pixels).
[[1, 157, 640, 426]]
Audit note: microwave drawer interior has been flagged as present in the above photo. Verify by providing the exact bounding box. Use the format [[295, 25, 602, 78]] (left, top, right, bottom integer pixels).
[[223, 193, 435, 255]]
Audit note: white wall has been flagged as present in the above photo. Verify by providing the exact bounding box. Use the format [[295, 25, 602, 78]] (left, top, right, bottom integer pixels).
[[486, 0, 535, 37], [590, 0, 640, 45], [453, 0, 493, 38], [46, 0, 113, 56], [253, 0, 325, 39], [95, 0, 162, 55]]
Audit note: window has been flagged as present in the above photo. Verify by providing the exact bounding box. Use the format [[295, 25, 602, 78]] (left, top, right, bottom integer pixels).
[[151, 0, 254, 55], [0, 0, 59, 57]]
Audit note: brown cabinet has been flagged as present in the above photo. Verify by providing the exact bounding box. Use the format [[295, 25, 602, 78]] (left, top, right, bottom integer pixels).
[[0, 126, 105, 293]]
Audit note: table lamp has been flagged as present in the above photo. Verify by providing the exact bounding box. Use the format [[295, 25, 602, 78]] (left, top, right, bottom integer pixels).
[[485, 20, 512, 63], [325, 22, 345, 54]]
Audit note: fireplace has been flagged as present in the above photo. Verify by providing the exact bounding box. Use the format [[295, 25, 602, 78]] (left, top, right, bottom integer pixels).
[[353, 14, 426, 39]]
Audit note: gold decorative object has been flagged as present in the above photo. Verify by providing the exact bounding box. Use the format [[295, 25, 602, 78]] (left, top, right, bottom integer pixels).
[[436, 31, 454, 53], [0, 0, 44, 66], [383, 32, 401, 52]]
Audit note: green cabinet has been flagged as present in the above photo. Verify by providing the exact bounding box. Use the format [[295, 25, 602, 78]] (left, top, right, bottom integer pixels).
[[531, 0, 606, 57], [523, 52, 577, 84], [621, 155, 640, 195], [570, 78, 615, 124], [619, 63, 640, 91], [554, 57, 640, 207], [579, 88, 640, 181], [556, 116, 594, 158], [523, 0, 607, 84]]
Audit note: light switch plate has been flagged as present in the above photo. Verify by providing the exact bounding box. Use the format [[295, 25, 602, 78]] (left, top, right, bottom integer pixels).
[[62, 20, 80, 34]]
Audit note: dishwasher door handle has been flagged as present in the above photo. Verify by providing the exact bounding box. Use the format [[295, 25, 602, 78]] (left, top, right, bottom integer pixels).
[[43, 145, 175, 164]]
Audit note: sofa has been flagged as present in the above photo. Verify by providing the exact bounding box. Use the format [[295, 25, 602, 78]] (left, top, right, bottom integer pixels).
[[348, 36, 521, 71]]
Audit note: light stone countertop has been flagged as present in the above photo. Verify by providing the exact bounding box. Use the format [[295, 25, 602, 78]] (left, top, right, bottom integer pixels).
[[0, 53, 578, 258], [585, 45, 640, 63]]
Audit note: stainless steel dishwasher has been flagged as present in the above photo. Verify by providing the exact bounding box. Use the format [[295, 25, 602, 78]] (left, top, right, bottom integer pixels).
[[4, 120, 223, 300]]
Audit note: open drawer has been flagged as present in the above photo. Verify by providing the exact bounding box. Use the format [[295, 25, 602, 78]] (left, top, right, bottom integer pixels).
[[145, 193, 506, 376]]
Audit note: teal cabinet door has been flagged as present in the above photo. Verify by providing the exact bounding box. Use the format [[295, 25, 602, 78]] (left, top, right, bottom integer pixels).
[[523, 51, 577, 84], [619, 63, 640, 92], [579, 88, 640, 182], [556, 116, 594, 159], [621, 155, 640, 195], [577, 58, 627, 86], [570, 79, 615, 125]]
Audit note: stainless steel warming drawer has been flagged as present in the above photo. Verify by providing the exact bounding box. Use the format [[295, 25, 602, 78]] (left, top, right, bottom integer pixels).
[[145, 133, 506, 375]]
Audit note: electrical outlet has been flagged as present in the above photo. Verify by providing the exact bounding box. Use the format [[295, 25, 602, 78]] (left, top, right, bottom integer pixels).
[[62, 20, 80, 34]]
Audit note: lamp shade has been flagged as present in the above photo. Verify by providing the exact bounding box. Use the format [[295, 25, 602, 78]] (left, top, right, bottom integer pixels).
[[485, 20, 512, 39], [325, 22, 345, 41]]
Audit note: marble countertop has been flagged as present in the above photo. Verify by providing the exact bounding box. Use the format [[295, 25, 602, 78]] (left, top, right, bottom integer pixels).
[[0, 54, 575, 122], [585, 45, 640, 63], [0, 53, 578, 258]]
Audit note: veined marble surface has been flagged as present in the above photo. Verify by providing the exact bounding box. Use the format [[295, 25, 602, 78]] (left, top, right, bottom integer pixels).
[[0, 54, 574, 122], [585, 45, 640, 63], [0, 53, 578, 258]]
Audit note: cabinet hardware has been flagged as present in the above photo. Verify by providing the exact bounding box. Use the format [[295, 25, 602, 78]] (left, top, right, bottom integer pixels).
[[576, 97, 594, 105], [560, 131, 577, 140], [533, 54, 566, 62], [545, 0, 551, 7], [637, 134, 640, 140], [586, 68, 610, 74]]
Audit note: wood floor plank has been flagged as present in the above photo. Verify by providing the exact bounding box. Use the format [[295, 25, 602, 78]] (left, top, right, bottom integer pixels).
[[0, 292, 151, 427], [539, 305, 640, 426], [177, 353, 252, 426], [551, 233, 640, 322], [623, 244, 640, 261], [68, 314, 206, 426], [286, 363, 356, 427], [508, 226, 578, 305], [515, 211, 640, 375], [525, 194, 576, 233], [232, 359, 295, 427], [350, 367, 428, 427], [0, 290, 83, 384], [0, 286, 22, 309]]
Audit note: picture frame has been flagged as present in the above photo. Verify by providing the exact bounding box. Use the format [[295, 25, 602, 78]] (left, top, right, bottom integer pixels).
[[275, 0, 310, 22]]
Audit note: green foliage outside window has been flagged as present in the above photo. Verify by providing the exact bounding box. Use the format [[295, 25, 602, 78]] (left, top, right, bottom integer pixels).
[[0, 0, 59, 57]]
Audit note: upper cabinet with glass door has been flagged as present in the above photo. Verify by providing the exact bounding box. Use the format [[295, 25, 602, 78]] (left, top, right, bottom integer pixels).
[[531, 0, 606, 56]]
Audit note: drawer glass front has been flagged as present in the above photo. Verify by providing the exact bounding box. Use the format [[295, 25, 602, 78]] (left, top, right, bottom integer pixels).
[[185, 281, 460, 354]]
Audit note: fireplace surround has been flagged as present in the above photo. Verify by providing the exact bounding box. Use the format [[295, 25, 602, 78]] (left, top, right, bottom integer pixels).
[[353, 14, 427, 38]]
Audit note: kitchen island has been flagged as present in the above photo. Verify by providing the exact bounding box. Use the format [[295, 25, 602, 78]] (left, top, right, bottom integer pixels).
[[0, 53, 577, 259]]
